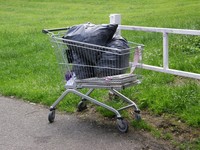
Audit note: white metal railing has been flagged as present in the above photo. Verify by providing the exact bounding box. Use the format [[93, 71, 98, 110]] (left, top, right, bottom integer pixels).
[[109, 14, 200, 79]]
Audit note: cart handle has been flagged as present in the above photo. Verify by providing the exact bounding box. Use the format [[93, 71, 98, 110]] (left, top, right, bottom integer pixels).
[[42, 27, 70, 34]]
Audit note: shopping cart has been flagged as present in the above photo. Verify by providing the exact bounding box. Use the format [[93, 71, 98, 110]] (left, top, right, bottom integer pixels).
[[42, 27, 144, 133]]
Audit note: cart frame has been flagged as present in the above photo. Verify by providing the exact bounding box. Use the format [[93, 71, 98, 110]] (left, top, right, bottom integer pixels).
[[42, 27, 144, 133]]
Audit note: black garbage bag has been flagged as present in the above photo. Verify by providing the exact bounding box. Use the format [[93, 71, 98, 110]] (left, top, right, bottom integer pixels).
[[65, 48, 73, 63], [95, 35, 130, 77], [64, 23, 118, 46], [63, 23, 118, 79]]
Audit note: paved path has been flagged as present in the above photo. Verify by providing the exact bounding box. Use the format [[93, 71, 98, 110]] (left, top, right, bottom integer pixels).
[[0, 96, 172, 150]]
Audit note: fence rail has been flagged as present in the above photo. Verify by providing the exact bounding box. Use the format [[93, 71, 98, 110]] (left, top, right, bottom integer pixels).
[[119, 25, 200, 35], [109, 14, 200, 80]]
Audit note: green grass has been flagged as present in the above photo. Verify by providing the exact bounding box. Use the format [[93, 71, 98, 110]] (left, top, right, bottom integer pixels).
[[0, 0, 200, 147], [131, 119, 153, 132], [178, 138, 200, 150]]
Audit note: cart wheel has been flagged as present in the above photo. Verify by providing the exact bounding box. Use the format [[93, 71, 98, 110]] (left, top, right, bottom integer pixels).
[[77, 101, 87, 112], [48, 110, 55, 123], [117, 119, 128, 133], [135, 113, 141, 121]]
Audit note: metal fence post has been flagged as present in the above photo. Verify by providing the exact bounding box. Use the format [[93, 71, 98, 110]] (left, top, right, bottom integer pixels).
[[163, 32, 169, 70], [109, 14, 121, 35]]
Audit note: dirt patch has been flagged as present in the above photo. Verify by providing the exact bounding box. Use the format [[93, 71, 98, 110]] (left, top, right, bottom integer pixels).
[[74, 104, 199, 149], [141, 110, 200, 148]]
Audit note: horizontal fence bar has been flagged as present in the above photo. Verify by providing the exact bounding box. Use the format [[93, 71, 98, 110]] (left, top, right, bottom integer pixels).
[[119, 25, 200, 35], [109, 13, 200, 80], [142, 64, 200, 80]]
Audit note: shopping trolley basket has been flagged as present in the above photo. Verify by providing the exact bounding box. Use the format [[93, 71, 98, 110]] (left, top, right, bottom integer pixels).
[[42, 27, 144, 133]]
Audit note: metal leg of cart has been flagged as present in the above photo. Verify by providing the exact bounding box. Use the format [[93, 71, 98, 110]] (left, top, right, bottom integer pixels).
[[110, 88, 141, 120], [71, 88, 129, 133], [48, 88, 128, 132], [49, 88, 94, 112], [48, 89, 70, 123]]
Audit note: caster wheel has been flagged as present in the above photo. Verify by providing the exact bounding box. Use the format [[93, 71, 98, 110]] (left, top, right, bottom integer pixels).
[[77, 101, 87, 112], [48, 110, 55, 123], [135, 113, 141, 121], [117, 119, 128, 133]]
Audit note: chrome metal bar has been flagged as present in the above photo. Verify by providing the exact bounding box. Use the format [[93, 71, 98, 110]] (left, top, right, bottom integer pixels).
[[51, 89, 70, 109], [110, 89, 140, 111], [81, 88, 94, 100], [68, 89, 122, 118], [117, 104, 135, 111]]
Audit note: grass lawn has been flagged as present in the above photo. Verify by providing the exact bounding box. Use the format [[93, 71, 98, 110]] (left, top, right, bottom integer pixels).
[[0, 0, 200, 148]]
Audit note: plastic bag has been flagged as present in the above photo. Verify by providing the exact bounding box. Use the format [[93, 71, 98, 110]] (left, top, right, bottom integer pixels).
[[63, 23, 118, 79], [95, 35, 130, 77]]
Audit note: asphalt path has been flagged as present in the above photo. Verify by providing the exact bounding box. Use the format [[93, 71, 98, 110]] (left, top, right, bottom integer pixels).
[[0, 96, 172, 150]]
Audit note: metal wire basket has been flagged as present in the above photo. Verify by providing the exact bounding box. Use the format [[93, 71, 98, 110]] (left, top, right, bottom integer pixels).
[[50, 30, 143, 82]]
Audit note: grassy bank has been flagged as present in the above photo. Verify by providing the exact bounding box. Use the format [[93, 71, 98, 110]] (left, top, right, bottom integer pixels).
[[0, 0, 200, 148]]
